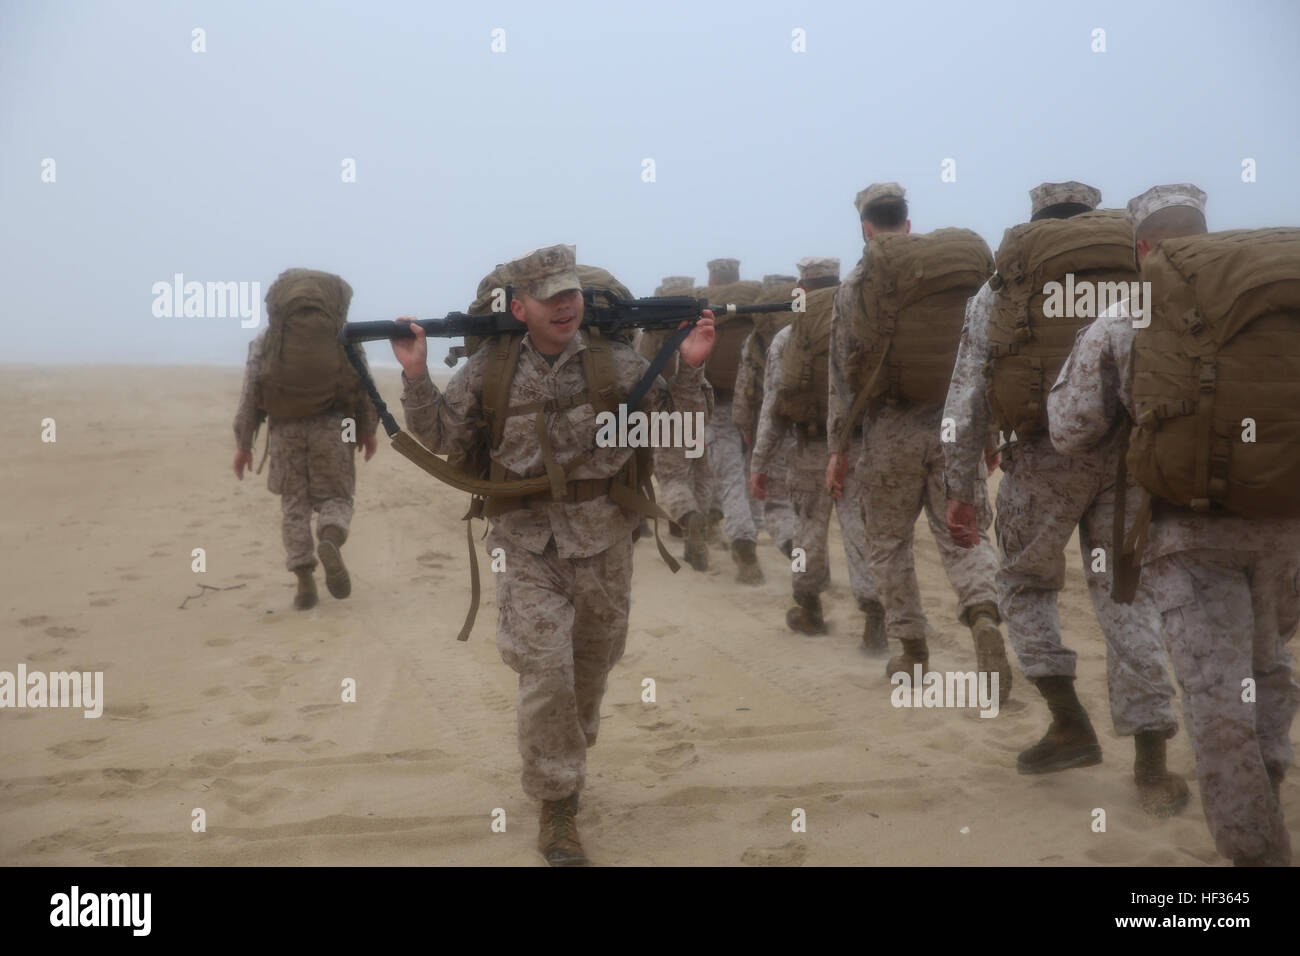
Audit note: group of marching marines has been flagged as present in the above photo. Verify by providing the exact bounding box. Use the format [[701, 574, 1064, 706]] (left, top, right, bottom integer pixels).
[[234, 179, 1299, 866]]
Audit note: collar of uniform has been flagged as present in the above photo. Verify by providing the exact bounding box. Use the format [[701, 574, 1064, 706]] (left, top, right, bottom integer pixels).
[[522, 326, 587, 369]]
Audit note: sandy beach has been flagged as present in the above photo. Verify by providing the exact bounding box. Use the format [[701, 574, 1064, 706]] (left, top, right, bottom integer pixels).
[[0, 364, 1279, 866]]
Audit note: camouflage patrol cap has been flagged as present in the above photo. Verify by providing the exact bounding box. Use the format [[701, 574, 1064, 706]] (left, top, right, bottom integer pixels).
[[656, 276, 695, 294], [763, 274, 797, 284], [707, 258, 741, 284], [854, 182, 906, 217], [1126, 184, 1208, 235], [1029, 181, 1102, 217], [796, 257, 840, 282], [503, 243, 582, 300]]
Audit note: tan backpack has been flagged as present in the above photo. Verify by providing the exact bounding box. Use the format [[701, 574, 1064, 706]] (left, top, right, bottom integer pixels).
[[696, 279, 762, 393], [986, 208, 1136, 436], [1128, 227, 1300, 519], [259, 269, 361, 420], [849, 228, 993, 413], [773, 285, 839, 428]]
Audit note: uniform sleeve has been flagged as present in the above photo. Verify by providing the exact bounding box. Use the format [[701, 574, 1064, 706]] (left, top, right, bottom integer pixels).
[[942, 283, 993, 503], [730, 332, 759, 436], [1048, 304, 1135, 456], [827, 280, 863, 454], [232, 332, 267, 451], [399, 357, 487, 461], [751, 327, 789, 475]]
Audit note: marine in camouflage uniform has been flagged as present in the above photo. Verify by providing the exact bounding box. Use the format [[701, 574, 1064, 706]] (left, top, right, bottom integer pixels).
[[232, 277, 378, 610], [701, 258, 765, 584], [733, 326, 795, 555], [827, 183, 1008, 690], [394, 245, 714, 866], [638, 275, 716, 571], [750, 257, 881, 646], [941, 182, 1185, 814], [1050, 184, 1300, 866]]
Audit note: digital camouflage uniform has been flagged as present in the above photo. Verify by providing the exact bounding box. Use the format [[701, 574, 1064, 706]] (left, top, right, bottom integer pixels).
[[702, 259, 760, 547], [233, 330, 378, 571], [401, 293, 711, 802], [1051, 294, 1300, 865], [733, 329, 795, 548], [753, 324, 876, 605], [943, 277, 1178, 738], [828, 253, 1000, 644]]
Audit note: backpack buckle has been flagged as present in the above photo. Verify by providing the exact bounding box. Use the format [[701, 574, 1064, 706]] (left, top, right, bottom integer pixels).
[[1198, 361, 1217, 392]]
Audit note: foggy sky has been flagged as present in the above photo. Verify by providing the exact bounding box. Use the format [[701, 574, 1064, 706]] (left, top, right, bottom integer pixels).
[[3, 0, 1297, 369]]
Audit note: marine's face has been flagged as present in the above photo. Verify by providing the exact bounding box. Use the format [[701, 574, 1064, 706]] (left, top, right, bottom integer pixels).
[[511, 288, 583, 355]]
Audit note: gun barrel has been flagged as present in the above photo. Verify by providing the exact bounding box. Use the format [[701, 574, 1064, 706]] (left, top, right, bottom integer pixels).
[[707, 301, 796, 315], [339, 320, 416, 344]]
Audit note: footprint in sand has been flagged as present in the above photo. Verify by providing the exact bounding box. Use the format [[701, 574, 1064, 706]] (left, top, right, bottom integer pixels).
[[202, 686, 227, 698], [191, 748, 239, 768], [148, 550, 168, 558], [244, 655, 274, 667], [646, 741, 698, 774], [204, 637, 233, 647], [103, 702, 148, 719], [236, 710, 274, 726], [299, 703, 340, 718], [261, 733, 311, 743], [28, 648, 65, 662], [19, 616, 50, 627], [89, 598, 115, 607], [225, 786, 291, 815], [242, 684, 280, 701], [740, 840, 808, 867], [119, 573, 142, 582], [48, 738, 107, 759], [102, 768, 150, 785], [234, 572, 260, 581], [416, 550, 453, 568], [44, 626, 81, 640], [301, 740, 337, 754]]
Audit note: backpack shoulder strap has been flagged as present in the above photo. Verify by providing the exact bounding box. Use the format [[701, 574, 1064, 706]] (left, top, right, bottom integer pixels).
[[580, 326, 621, 416]]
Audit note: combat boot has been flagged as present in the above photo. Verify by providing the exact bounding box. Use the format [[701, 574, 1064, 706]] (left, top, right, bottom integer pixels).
[[1017, 676, 1103, 775], [293, 567, 318, 611], [1133, 730, 1190, 817], [785, 593, 828, 635], [966, 601, 1012, 703], [778, 538, 794, 559], [860, 599, 888, 656], [316, 525, 351, 600], [886, 636, 930, 680], [538, 793, 587, 867], [682, 510, 709, 572], [731, 538, 764, 585]]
